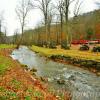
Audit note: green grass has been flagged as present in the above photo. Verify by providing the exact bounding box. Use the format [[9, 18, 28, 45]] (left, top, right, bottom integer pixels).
[[31, 45, 100, 62], [0, 56, 13, 75], [0, 44, 16, 49], [31, 45, 54, 56], [0, 44, 16, 75]]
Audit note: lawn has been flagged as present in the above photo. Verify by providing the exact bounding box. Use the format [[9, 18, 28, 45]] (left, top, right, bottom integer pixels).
[[31, 45, 100, 62]]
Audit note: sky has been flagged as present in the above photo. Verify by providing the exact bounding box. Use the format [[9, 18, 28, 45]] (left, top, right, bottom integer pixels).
[[0, 0, 99, 36]]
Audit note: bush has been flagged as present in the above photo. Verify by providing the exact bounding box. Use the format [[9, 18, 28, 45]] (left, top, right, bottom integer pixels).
[[79, 44, 89, 51], [92, 46, 100, 52], [49, 41, 57, 49], [61, 41, 70, 50], [43, 41, 48, 47], [37, 41, 43, 47]]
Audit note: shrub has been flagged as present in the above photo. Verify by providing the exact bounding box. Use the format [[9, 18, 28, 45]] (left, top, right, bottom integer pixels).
[[92, 46, 100, 52], [49, 41, 57, 49], [61, 41, 70, 50], [37, 41, 43, 47], [79, 44, 89, 51], [86, 28, 93, 40]]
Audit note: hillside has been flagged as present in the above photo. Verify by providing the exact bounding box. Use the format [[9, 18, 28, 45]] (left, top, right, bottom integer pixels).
[[11, 9, 100, 45], [71, 9, 100, 40]]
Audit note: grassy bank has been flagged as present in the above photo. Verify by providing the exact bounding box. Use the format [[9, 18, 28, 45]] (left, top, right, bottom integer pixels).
[[0, 55, 14, 75], [0, 45, 71, 99], [0, 44, 16, 49], [31, 45, 100, 62], [31, 45, 100, 74], [0, 44, 16, 75]]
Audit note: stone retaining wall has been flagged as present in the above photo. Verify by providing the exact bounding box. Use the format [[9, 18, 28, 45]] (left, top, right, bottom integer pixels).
[[49, 55, 100, 73]]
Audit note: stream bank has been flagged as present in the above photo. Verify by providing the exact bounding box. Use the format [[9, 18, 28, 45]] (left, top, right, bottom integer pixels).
[[11, 46, 100, 100], [31, 45, 100, 75], [49, 55, 100, 75], [0, 48, 59, 100]]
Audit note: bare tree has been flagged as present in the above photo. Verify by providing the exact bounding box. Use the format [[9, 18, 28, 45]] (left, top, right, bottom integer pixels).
[[34, 0, 52, 45], [47, 9, 54, 43], [61, 0, 83, 47], [63, 0, 75, 23], [56, 0, 64, 44], [13, 29, 19, 45], [16, 0, 33, 47], [55, 19, 60, 44], [73, 0, 83, 17], [71, 0, 83, 44], [0, 11, 4, 34], [0, 11, 5, 44], [63, 0, 76, 47], [3, 26, 8, 44]]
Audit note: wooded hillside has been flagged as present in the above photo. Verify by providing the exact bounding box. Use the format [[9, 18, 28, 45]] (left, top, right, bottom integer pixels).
[[13, 9, 100, 45]]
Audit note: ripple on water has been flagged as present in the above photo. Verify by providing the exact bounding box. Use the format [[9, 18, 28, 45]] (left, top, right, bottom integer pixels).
[[11, 46, 100, 100]]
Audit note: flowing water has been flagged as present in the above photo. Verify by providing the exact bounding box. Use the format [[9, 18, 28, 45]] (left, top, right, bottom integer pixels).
[[11, 46, 100, 100]]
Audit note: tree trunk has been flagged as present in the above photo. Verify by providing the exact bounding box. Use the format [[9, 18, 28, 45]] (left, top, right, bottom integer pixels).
[[60, 13, 63, 44], [16, 26, 24, 49]]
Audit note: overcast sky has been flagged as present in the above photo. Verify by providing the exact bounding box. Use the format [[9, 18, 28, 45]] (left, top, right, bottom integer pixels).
[[0, 0, 99, 36]]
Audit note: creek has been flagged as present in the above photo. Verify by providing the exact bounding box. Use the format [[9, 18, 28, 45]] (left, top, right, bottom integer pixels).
[[11, 46, 100, 100]]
